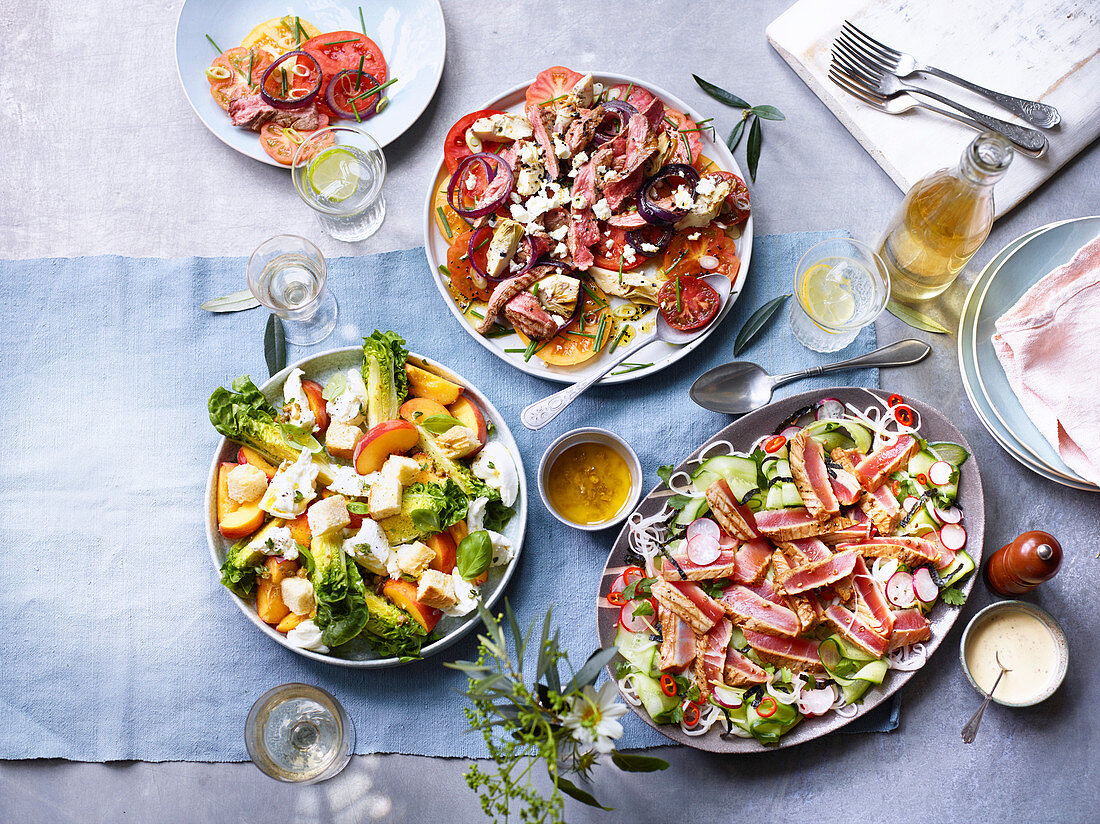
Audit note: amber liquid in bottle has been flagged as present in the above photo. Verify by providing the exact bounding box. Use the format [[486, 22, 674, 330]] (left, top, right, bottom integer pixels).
[[879, 132, 1013, 303]]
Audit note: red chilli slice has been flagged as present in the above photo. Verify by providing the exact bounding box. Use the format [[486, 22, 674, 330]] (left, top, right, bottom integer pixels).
[[660, 674, 678, 697], [607, 590, 626, 607], [764, 435, 787, 454], [893, 405, 915, 426], [887, 393, 905, 407]]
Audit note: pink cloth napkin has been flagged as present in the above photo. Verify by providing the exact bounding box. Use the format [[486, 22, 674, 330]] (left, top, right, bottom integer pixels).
[[991, 233, 1100, 485]]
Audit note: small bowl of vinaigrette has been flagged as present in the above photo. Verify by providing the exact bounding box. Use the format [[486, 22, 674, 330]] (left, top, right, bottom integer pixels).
[[538, 428, 642, 531]]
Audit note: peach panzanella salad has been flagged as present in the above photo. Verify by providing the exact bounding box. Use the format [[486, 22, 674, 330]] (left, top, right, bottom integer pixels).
[[207, 331, 518, 659]]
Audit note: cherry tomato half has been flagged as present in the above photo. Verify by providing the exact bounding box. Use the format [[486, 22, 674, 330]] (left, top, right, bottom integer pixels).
[[657, 275, 721, 332]]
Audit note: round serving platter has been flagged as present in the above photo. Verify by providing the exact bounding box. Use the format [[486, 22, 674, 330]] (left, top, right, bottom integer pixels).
[[597, 387, 984, 751], [176, 0, 446, 166], [422, 71, 754, 385], [203, 346, 527, 667]]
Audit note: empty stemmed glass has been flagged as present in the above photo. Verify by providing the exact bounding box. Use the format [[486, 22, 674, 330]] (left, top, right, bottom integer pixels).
[[247, 234, 338, 345]]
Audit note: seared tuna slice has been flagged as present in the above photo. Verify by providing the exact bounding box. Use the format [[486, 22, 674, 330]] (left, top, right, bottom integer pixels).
[[777, 549, 860, 595], [724, 647, 768, 687], [853, 434, 920, 491], [824, 603, 890, 657], [718, 585, 801, 637], [694, 618, 733, 698], [860, 484, 901, 533], [651, 578, 722, 634], [743, 629, 825, 673], [755, 508, 857, 542], [789, 432, 840, 518], [888, 608, 932, 650], [658, 606, 697, 672], [771, 550, 821, 632], [705, 479, 760, 540], [852, 556, 895, 637]]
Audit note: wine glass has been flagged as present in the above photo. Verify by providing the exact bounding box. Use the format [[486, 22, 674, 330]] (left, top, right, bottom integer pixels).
[[247, 234, 338, 345], [245, 683, 354, 784]]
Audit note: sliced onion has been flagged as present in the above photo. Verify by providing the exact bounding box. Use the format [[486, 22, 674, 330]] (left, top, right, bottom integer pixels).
[[913, 567, 938, 603], [712, 685, 743, 708], [447, 152, 514, 219], [932, 503, 963, 524], [686, 534, 721, 566], [797, 685, 836, 717], [780, 425, 802, 439], [594, 100, 638, 143], [259, 51, 321, 110], [886, 571, 916, 608], [686, 517, 720, 542], [627, 224, 674, 258], [326, 69, 380, 120], [637, 163, 700, 226], [815, 398, 845, 420]]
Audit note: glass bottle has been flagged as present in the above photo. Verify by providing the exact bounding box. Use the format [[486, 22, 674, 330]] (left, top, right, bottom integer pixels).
[[878, 132, 1012, 303]]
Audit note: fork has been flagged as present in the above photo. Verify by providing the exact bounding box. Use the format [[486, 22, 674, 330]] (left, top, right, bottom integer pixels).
[[828, 64, 1046, 158], [831, 46, 1048, 155], [840, 20, 1060, 129]]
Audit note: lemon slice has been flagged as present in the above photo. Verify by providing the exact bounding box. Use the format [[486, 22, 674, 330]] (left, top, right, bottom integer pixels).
[[802, 262, 856, 326], [308, 147, 360, 203]]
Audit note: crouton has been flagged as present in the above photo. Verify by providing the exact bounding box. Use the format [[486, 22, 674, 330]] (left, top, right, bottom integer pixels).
[[416, 569, 458, 609], [325, 420, 362, 461], [396, 541, 434, 577], [368, 476, 403, 520], [306, 494, 350, 537], [226, 463, 268, 503], [382, 455, 422, 486]]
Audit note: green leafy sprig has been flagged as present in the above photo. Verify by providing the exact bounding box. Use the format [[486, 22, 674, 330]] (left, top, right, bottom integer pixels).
[[446, 602, 667, 823], [693, 75, 786, 182]]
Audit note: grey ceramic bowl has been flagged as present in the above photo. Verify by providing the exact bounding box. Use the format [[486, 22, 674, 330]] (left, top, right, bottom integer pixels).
[[538, 427, 643, 531], [598, 387, 985, 752], [959, 600, 1069, 707], [204, 347, 527, 668]]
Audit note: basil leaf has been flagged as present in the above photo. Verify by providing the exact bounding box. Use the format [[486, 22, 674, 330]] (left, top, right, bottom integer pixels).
[[750, 104, 786, 121], [421, 413, 464, 434], [746, 115, 762, 182], [322, 372, 347, 402], [733, 294, 790, 356], [346, 501, 371, 514], [726, 115, 747, 152], [692, 74, 750, 108], [886, 301, 950, 334], [456, 530, 493, 579], [610, 751, 669, 773], [279, 422, 322, 453], [264, 314, 286, 378]]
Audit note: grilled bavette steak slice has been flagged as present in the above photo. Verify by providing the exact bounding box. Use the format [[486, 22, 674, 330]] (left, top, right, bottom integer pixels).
[[789, 432, 840, 518]]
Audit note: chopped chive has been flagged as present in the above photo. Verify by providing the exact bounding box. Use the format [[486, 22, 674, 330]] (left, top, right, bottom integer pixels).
[[459, 214, 474, 229], [280, 67, 288, 98], [348, 77, 398, 104], [532, 282, 540, 297], [581, 283, 607, 306], [611, 362, 653, 376], [675, 276, 682, 313], [294, 16, 301, 45], [504, 348, 527, 353], [662, 250, 686, 277], [663, 115, 677, 128], [359, 6, 367, 35], [205, 34, 224, 54], [438, 264, 453, 280], [618, 253, 625, 286], [523, 339, 541, 361], [680, 132, 693, 164], [474, 233, 492, 251], [565, 331, 595, 339], [355, 56, 365, 89], [247, 50, 254, 87], [468, 310, 485, 320], [437, 207, 453, 238], [324, 37, 361, 46], [608, 326, 628, 353], [594, 314, 608, 350], [539, 94, 567, 106], [623, 83, 634, 100], [487, 328, 514, 339]]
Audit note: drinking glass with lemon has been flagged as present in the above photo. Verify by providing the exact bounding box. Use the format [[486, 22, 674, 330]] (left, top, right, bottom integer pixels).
[[292, 126, 387, 242], [788, 238, 890, 353]]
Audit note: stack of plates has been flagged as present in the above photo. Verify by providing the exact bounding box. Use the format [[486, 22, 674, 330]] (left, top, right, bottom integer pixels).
[[958, 215, 1100, 492]]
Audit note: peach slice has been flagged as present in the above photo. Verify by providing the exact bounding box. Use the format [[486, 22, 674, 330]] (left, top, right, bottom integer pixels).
[[426, 532, 457, 574], [301, 378, 330, 435], [399, 397, 450, 425], [353, 419, 419, 475], [237, 446, 277, 479], [406, 364, 463, 405], [285, 513, 312, 547], [382, 578, 442, 633], [257, 558, 295, 624], [276, 612, 306, 633], [217, 462, 266, 539], [448, 396, 487, 453]]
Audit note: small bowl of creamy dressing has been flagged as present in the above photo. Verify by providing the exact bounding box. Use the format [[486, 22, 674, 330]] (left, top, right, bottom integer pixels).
[[538, 428, 642, 531], [960, 601, 1068, 707]]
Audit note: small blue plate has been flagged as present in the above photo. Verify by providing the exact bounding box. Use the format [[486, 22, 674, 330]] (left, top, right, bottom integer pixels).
[[175, 0, 445, 167], [961, 216, 1100, 490]]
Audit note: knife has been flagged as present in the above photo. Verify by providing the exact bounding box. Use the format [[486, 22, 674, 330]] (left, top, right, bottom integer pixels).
[[201, 289, 261, 313]]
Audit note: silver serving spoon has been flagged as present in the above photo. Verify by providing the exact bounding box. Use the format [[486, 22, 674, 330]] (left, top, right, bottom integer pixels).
[[961, 651, 1011, 744], [689, 339, 932, 415], [521, 274, 733, 430]]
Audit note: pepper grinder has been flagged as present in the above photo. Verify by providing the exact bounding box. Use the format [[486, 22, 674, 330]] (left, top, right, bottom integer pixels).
[[984, 530, 1063, 596]]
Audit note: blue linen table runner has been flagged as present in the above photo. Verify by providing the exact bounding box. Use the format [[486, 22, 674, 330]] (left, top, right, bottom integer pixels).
[[0, 231, 887, 762]]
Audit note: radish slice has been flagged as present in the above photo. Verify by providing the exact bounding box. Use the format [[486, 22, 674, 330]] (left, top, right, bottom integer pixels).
[[932, 503, 963, 524], [687, 534, 721, 566], [686, 517, 720, 543], [618, 600, 654, 633], [928, 460, 953, 486], [886, 571, 916, 608], [913, 567, 938, 603], [718, 532, 738, 550], [902, 496, 920, 514], [798, 686, 836, 717], [939, 523, 967, 551], [816, 398, 845, 420], [780, 425, 802, 439], [712, 685, 743, 708]]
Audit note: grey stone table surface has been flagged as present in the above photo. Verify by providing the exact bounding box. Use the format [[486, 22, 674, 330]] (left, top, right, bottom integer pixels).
[[2, 0, 1098, 821]]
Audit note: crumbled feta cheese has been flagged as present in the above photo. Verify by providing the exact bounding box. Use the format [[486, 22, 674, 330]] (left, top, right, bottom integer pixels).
[[465, 172, 477, 190], [259, 448, 318, 519], [622, 245, 637, 265], [687, 232, 701, 241], [640, 242, 659, 253], [695, 177, 717, 196], [250, 525, 299, 561], [673, 185, 695, 211], [516, 169, 543, 196], [591, 198, 612, 221], [286, 619, 328, 653], [549, 224, 569, 241], [571, 193, 589, 210], [554, 242, 568, 258], [572, 151, 589, 169], [552, 135, 570, 158], [510, 192, 522, 204]]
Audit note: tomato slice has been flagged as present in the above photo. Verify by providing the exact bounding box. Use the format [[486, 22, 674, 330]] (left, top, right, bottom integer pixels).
[[606, 82, 657, 110], [663, 109, 704, 168], [525, 66, 584, 107], [661, 226, 741, 284], [658, 276, 720, 331], [207, 47, 272, 111], [514, 284, 611, 366], [258, 115, 332, 166], [241, 15, 322, 61], [443, 109, 507, 174], [301, 32, 387, 119], [445, 229, 493, 302], [259, 52, 322, 108], [706, 170, 751, 225], [592, 225, 646, 272], [326, 68, 383, 119]]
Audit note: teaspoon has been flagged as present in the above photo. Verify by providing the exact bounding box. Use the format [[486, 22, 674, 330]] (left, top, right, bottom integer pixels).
[[961, 651, 1011, 744]]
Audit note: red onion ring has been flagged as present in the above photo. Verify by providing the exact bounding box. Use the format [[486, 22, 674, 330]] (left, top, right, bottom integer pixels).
[[627, 224, 674, 257], [637, 163, 700, 225], [594, 100, 638, 144], [325, 69, 380, 120], [259, 51, 322, 110], [447, 153, 514, 219]]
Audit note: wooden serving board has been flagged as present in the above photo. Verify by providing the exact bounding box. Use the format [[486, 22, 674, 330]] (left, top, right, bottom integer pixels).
[[766, 0, 1100, 218]]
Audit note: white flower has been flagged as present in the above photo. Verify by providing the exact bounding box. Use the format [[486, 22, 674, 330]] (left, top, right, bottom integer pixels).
[[561, 683, 628, 755]]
